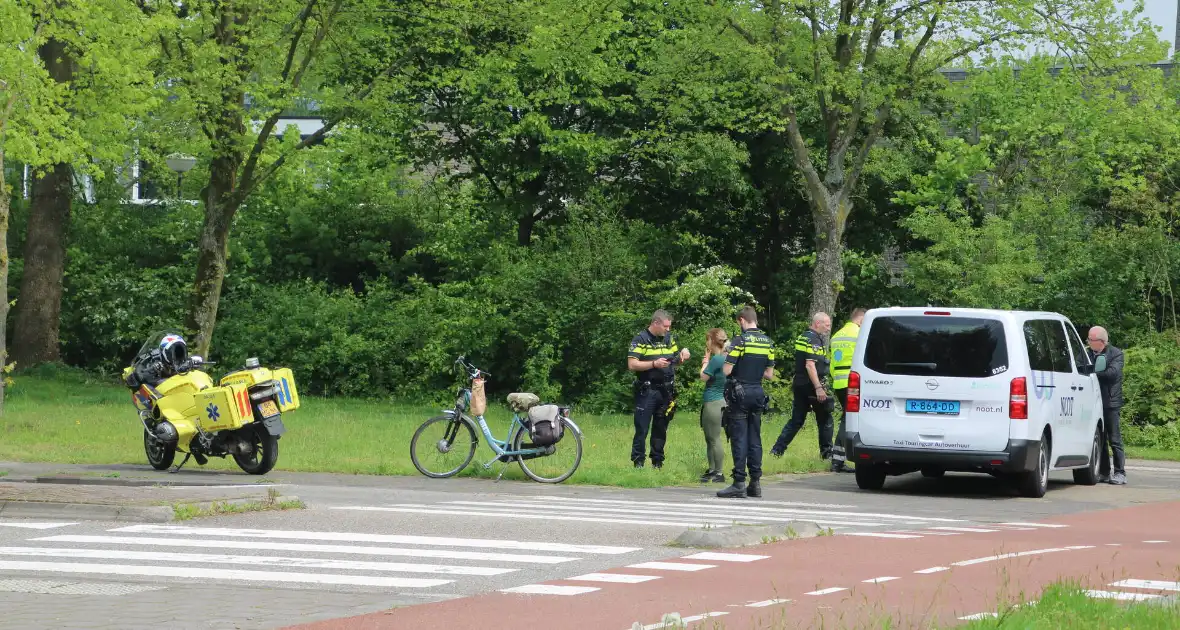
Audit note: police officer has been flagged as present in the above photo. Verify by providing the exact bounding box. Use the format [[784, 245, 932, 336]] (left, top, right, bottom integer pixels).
[[770, 312, 834, 460], [827, 308, 865, 473], [627, 309, 690, 469], [717, 306, 775, 499]]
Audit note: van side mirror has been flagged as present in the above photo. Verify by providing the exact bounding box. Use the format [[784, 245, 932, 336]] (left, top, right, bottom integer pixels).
[[1094, 354, 1107, 373]]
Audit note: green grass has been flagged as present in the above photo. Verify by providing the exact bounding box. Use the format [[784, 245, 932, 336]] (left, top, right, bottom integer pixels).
[[0, 373, 833, 488], [1127, 446, 1180, 463], [952, 582, 1180, 629], [172, 487, 307, 520]]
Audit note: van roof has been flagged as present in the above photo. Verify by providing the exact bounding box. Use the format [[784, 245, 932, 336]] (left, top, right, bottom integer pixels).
[[866, 306, 1068, 319]]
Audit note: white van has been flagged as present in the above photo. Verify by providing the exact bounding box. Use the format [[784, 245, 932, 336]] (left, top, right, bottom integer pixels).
[[843, 307, 1104, 498]]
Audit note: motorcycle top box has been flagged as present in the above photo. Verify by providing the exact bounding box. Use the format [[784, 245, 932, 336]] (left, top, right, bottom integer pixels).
[[123, 329, 301, 475]]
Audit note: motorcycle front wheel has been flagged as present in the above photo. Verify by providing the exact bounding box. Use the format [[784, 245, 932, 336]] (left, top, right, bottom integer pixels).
[[234, 430, 279, 475], [144, 428, 176, 471]]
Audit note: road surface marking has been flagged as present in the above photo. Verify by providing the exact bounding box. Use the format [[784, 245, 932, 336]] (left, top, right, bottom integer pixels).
[[0, 547, 515, 576], [533, 496, 963, 523], [958, 612, 999, 620], [433, 501, 880, 529], [1111, 579, 1180, 591], [112, 524, 641, 555], [565, 573, 659, 584], [331, 505, 729, 529], [915, 567, 948, 574], [951, 546, 1095, 567], [1105, 543, 1122, 547], [746, 599, 791, 607], [863, 576, 899, 584], [500, 584, 599, 595], [34, 535, 577, 564], [997, 522, 1068, 528], [0, 522, 77, 530], [927, 526, 998, 533], [804, 587, 847, 596], [0, 561, 451, 587], [842, 532, 922, 539], [627, 561, 715, 572], [1143, 540, 1170, 544], [682, 612, 729, 622], [682, 552, 769, 562], [892, 530, 961, 536], [1086, 589, 1163, 601]]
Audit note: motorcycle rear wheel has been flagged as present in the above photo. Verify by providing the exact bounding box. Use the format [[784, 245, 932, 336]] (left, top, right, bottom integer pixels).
[[144, 428, 176, 471], [234, 430, 279, 475]]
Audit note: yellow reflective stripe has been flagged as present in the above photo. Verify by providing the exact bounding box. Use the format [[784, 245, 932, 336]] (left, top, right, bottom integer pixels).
[[793, 342, 812, 352], [741, 346, 773, 356]]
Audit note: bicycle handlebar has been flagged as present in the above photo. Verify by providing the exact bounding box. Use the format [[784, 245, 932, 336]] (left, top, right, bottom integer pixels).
[[454, 355, 490, 380]]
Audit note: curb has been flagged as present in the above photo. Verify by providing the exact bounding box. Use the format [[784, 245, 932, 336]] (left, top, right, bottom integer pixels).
[[0, 495, 300, 523], [0, 500, 174, 523], [672, 520, 829, 548], [14, 475, 268, 488]]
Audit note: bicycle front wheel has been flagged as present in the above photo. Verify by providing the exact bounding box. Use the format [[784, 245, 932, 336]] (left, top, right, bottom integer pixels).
[[512, 418, 582, 484], [410, 415, 477, 478]]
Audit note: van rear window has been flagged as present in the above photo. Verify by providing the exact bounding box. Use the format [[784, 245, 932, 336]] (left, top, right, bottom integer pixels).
[[863, 316, 1009, 378]]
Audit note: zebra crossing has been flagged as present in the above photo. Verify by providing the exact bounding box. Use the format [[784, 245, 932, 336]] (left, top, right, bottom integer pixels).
[[0, 522, 648, 595], [329, 495, 983, 532]]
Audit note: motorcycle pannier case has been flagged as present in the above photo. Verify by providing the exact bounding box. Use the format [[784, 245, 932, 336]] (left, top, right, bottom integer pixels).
[[272, 367, 301, 412], [526, 404, 565, 447], [194, 383, 252, 432]]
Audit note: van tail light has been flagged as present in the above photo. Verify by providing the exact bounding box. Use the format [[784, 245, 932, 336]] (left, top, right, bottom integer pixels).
[[1009, 377, 1028, 420], [846, 371, 860, 412]]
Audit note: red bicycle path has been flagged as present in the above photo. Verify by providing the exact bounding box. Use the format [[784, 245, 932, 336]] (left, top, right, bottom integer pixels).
[[287, 501, 1180, 630]]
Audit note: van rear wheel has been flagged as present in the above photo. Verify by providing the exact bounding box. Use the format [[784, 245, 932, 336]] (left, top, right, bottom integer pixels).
[[854, 464, 886, 490], [1017, 435, 1050, 498], [1073, 424, 1101, 486]]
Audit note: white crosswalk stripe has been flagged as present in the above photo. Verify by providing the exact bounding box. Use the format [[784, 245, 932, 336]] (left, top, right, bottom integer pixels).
[[329, 495, 980, 533], [0, 522, 648, 595]]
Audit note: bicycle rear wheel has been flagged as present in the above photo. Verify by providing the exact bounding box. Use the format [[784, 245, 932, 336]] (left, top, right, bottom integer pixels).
[[512, 418, 582, 483], [411, 415, 477, 478]]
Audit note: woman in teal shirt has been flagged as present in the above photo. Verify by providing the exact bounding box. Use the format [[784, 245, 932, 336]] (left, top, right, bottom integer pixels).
[[698, 328, 729, 483]]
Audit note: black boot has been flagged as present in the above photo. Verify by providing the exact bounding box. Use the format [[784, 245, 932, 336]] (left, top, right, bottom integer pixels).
[[746, 480, 761, 498], [717, 482, 746, 498]]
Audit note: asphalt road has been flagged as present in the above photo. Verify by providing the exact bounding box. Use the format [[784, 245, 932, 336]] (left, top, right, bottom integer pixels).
[[0, 459, 1177, 629]]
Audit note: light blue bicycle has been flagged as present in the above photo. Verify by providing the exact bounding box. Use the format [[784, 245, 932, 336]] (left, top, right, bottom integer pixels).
[[409, 356, 584, 483]]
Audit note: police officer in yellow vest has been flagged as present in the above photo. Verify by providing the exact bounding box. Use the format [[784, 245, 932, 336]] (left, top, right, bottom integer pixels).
[[828, 307, 865, 473]]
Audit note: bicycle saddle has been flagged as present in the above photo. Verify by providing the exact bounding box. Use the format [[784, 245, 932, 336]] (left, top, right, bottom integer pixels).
[[506, 393, 541, 413]]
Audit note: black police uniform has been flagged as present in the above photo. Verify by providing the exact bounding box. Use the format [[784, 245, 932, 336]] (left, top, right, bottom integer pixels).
[[627, 328, 683, 467], [770, 329, 834, 458], [717, 327, 775, 498]]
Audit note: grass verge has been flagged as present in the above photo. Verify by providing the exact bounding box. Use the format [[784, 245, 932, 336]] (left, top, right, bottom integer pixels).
[[952, 581, 1180, 629], [1, 373, 833, 488], [1126, 446, 1180, 463], [172, 488, 306, 520]]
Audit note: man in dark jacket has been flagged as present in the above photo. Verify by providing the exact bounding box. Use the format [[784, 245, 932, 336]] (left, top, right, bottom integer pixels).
[[1087, 326, 1126, 485]]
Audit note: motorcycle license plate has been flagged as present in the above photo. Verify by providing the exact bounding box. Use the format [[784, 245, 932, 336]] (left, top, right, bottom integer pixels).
[[258, 400, 279, 418]]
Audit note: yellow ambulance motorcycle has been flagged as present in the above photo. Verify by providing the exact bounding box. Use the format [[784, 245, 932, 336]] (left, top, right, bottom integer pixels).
[[122, 330, 300, 474]]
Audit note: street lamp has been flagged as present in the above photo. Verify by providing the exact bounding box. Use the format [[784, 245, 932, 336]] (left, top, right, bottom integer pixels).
[[165, 153, 197, 199]]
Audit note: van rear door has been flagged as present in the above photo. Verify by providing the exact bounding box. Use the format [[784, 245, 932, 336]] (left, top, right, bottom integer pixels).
[[857, 314, 1013, 452]]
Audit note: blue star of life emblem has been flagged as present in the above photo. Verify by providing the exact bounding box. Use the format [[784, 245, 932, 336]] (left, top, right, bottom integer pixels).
[[206, 403, 220, 421]]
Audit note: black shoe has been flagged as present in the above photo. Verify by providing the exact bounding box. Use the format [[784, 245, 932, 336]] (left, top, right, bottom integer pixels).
[[633, 461, 644, 469], [746, 481, 761, 498], [717, 482, 746, 498], [699, 470, 725, 483], [652, 461, 663, 470]]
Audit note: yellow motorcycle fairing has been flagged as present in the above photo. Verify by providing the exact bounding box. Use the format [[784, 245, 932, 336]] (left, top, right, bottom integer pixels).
[[128, 369, 251, 451]]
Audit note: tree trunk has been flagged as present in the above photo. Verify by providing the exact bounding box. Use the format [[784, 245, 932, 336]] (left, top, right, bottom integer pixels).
[[808, 190, 847, 320], [12, 162, 71, 367], [185, 154, 239, 359], [13, 37, 74, 368], [0, 151, 11, 414]]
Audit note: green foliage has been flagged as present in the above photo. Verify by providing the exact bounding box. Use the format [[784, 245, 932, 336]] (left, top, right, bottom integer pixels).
[[1121, 331, 1180, 428]]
